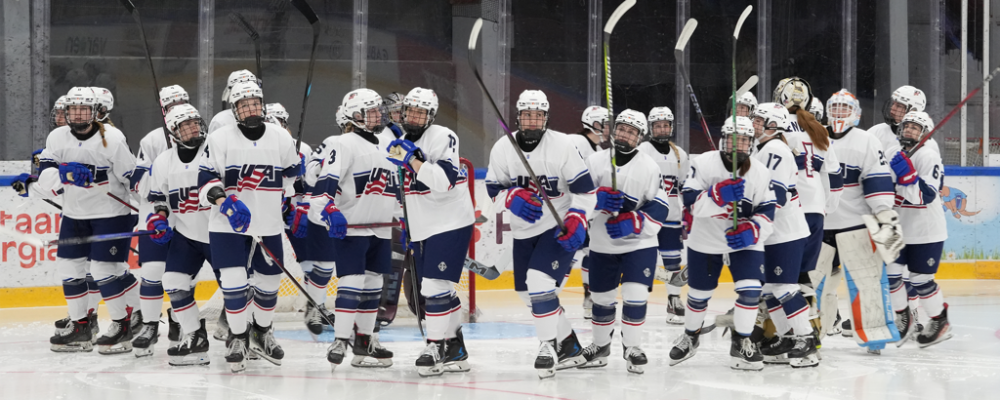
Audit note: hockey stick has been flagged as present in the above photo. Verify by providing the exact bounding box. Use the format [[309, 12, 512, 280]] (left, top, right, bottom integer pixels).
[[468, 19, 564, 232], [734, 75, 759, 104], [289, 0, 321, 155], [21, 193, 138, 254], [730, 6, 753, 229], [252, 236, 336, 327], [396, 166, 425, 338], [106, 192, 139, 212], [603, 0, 636, 190], [905, 65, 1000, 157], [674, 19, 714, 150], [231, 13, 262, 91], [45, 230, 156, 247], [118, 0, 171, 149]]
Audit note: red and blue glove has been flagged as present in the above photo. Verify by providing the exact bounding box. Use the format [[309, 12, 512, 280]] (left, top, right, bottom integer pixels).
[[286, 202, 310, 238], [606, 211, 645, 239], [595, 187, 623, 213], [146, 213, 173, 246], [398, 217, 410, 250], [58, 162, 92, 187], [811, 154, 825, 172], [321, 201, 348, 239], [682, 207, 693, 236], [890, 151, 918, 185], [710, 178, 745, 206], [555, 209, 588, 252], [794, 152, 807, 170], [726, 220, 760, 250], [505, 187, 543, 223], [220, 195, 251, 233], [387, 139, 426, 174]]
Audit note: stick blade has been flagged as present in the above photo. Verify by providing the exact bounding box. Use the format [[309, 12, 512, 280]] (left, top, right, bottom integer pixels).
[[230, 13, 259, 41], [734, 5, 753, 40], [290, 0, 319, 24], [118, 0, 135, 13], [735, 75, 759, 99], [468, 18, 484, 51], [674, 19, 698, 52], [603, 0, 637, 34]]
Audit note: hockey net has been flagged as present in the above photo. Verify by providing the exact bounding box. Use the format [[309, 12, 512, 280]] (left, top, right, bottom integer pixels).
[[199, 158, 479, 324]]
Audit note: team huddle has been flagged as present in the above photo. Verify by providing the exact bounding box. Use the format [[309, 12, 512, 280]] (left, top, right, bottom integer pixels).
[[10, 70, 951, 378]]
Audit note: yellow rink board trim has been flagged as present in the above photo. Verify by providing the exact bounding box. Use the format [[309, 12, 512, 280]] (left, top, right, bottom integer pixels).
[[2, 261, 997, 308]]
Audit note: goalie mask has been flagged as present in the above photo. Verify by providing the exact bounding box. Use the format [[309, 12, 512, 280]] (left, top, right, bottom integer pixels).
[[898, 111, 933, 151], [773, 77, 814, 111], [159, 85, 190, 114], [826, 88, 862, 137], [51, 95, 69, 128], [721, 116, 755, 165], [165, 104, 207, 149], [882, 85, 926, 127], [648, 106, 675, 144], [612, 109, 647, 154], [752, 102, 789, 142], [266, 103, 289, 129], [342, 88, 384, 133], [516, 90, 550, 146], [64, 87, 99, 133], [401, 87, 439, 141], [229, 81, 266, 129], [736, 91, 758, 117]]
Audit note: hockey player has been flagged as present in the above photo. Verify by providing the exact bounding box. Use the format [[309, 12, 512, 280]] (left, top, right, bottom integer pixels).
[[14, 87, 140, 354], [569, 105, 609, 319], [669, 116, 774, 371], [578, 109, 668, 374], [198, 81, 301, 372], [310, 89, 398, 370], [92, 87, 115, 126], [208, 69, 257, 134], [383, 87, 476, 377], [809, 97, 826, 123], [735, 91, 757, 117], [129, 84, 192, 357], [51, 96, 69, 128], [485, 90, 596, 379], [637, 106, 689, 325], [885, 111, 951, 347], [383, 91, 405, 125], [869, 85, 927, 153], [146, 104, 214, 366], [750, 103, 818, 367]]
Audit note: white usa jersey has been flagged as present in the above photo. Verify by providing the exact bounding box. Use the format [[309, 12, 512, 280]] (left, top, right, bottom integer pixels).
[[197, 124, 301, 236], [148, 145, 212, 244], [637, 141, 689, 224], [869, 123, 899, 157], [586, 150, 669, 254], [682, 151, 775, 254], [485, 130, 597, 240], [308, 131, 399, 240], [306, 135, 340, 188], [785, 122, 842, 215], [285, 141, 313, 205], [398, 125, 475, 242], [884, 139, 948, 244], [132, 128, 171, 226], [35, 124, 136, 219], [566, 133, 597, 160], [825, 127, 895, 230], [752, 139, 809, 245], [208, 110, 236, 134]]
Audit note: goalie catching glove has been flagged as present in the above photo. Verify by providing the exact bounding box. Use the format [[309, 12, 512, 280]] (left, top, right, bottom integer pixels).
[[862, 209, 904, 264]]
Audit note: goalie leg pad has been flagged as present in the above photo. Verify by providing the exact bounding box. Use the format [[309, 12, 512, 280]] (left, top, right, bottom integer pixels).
[[836, 229, 900, 349], [809, 242, 841, 334]]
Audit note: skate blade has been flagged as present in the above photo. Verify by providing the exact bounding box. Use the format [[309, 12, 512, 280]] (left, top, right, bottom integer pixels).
[[669, 349, 697, 366], [866, 348, 881, 355], [790, 354, 820, 368], [250, 346, 282, 366], [169, 354, 210, 366], [417, 365, 445, 377], [666, 315, 685, 325], [443, 360, 471, 373], [351, 355, 392, 368], [583, 312, 593, 320], [229, 360, 247, 373], [918, 330, 954, 349], [626, 362, 645, 375], [577, 358, 608, 369], [50, 342, 94, 353], [98, 342, 133, 355], [213, 329, 229, 342], [730, 358, 764, 371], [555, 355, 586, 370], [536, 367, 555, 379], [134, 346, 155, 358], [763, 354, 790, 364], [825, 327, 842, 336], [842, 330, 854, 338]]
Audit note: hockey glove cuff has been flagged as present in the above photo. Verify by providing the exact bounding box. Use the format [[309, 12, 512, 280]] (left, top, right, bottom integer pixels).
[[321, 201, 348, 239], [890, 152, 918, 185], [606, 211, 645, 239], [710, 178, 745, 206], [726, 220, 760, 250], [555, 209, 588, 252], [286, 202, 310, 238]]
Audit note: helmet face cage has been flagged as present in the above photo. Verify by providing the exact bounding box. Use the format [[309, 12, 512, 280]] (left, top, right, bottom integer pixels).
[[722, 116, 755, 157], [736, 92, 757, 117], [612, 122, 642, 152], [383, 92, 404, 125], [174, 118, 207, 149], [517, 109, 548, 132], [402, 105, 432, 129], [65, 88, 99, 130], [51, 97, 68, 128], [898, 111, 933, 149], [649, 120, 673, 142], [233, 97, 265, 126]]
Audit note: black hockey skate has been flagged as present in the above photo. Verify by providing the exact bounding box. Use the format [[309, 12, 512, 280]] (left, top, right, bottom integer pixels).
[[304, 302, 331, 337], [730, 334, 764, 371], [442, 327, 471, 373], [167, 308, 182, 346], [788, 334, 819, 368], [759, 335, 794, 364], [917, 303, 953, 348], [895, 307, 916, 347], [132, 321, 159, 358], [352, 333, 393, 368], [582, 283, 593, 320], [842, 319, 853, 337], [95, 316, 133, 355], [50, 319, 94, 353], [666, 294, 686, 325], [249, 320, 284, 366], [555, 330, 586, 370], [55, 309, 99, 341], [327, 338, 351, 371], [415, 340, 446, 377], [534, 339, 557, 379], [168, 319, 210, 366], [669, 329, 701, 366], [225, 329, 250, 373], [623, 344, 648, 374], [129, 309, 143, 334], [213, 308, 230, 341], [826, 311, 843, 336], [579, 342, 610, 368]]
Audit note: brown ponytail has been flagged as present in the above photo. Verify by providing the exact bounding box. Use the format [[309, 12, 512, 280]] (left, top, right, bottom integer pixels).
[[96, 121, 108, 147], [793, 106, 829, 151]]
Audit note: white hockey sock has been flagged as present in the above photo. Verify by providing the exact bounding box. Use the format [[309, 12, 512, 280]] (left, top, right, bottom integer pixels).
[[621, 283, 648, 348], [887, 262, 908, 312], [251, 273, 281, 328], [219, 267, 250, 335], [421, 278, 457, 341], [354, 271, 383, 336], [667, 283, 682, 296], [556, 308, 573, 341], [139, 261, 166, 321], [92, 261, 130, 320], [85, 273, 101, 314], [445, 294, 463, 339], [58, 258, 90, 321], [767, 303, 792, 335], [684, 288, 713, 333], [527, 269, 560, 342], [304, 261, 334, 306], [912, 273, 944, 317], [591, 290, 616, 346]]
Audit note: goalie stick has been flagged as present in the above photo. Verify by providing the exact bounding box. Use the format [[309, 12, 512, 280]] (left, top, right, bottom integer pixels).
[[905, 65, 1000, 157], [674, 19, 714, 150], [602, 0, 636, 190], [231, 13, 263, 90], [117, 0, 172, 149], [468, 19, 565, 232], [289, 0, 321, 155]]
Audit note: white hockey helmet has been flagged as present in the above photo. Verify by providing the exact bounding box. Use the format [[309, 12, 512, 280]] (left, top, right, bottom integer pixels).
[[826, 88, 862, 135], [64, 87, 99, 130], [612, 109, 647, 153], [336, 105, 351, 132], [91, 87, 114, 120], [267, 103, 289, 125], [883, 85, 927, 125], [516, 90, 550, 144], [647, 106, 675, 143], [402, 87, 439, 125], [808, 97, 825, 122], [736, 91, 758, 117], [159, 85, 190, 111], [382, 91, 405, 125], [342, 88, 383, 131], [221, 69, 258, 105], [581, 105, 609, 133], [772, 77, 814, 111], [721, 116, 755, 164], [898, 111, 934, 150], [228, 80, 266, 128], [51, 95, 69, 127], [752, 102, 789, 140], [164, 104, 207, 149]]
